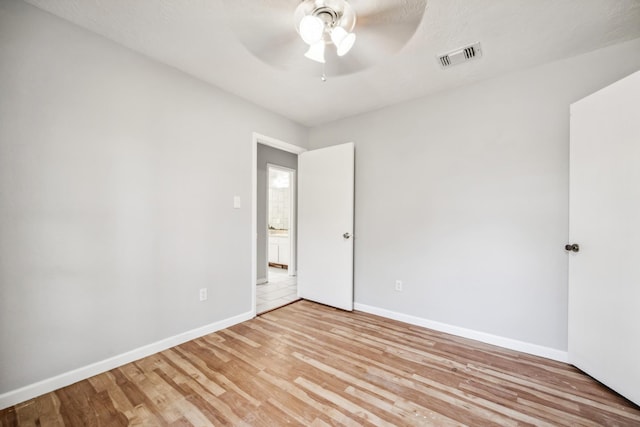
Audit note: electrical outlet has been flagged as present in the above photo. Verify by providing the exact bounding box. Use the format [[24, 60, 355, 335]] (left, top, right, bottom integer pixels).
[[395, 280, 403, 292], [199, 288, 208, 301]]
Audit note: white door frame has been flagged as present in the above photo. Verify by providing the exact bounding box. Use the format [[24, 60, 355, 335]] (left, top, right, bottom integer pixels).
[[251, 132, 306, 316], [266, 163, 297, 277]]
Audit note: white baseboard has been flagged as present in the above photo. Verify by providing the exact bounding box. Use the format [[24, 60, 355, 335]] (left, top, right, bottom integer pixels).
[[256, 277, 268, 285], [354, 303, 568, 363], [0, 310, 254, 410]]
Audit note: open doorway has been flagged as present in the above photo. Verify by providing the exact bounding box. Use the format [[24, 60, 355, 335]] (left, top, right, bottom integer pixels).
[[266, 165, 295, 274], [255, 142, 301, 314]]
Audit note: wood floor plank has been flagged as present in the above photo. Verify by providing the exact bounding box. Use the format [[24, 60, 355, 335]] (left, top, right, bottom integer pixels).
[[171, 346, 261, 408], [257, 369, 362, 426], [2, 300, 639, 426]]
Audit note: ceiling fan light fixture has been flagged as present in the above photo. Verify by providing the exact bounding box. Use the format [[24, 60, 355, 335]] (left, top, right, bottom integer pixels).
[[294, 0, 358, 64], [304, 40, 326, 63], [299, 15, 325, 45], [331, 27, 356, 56]]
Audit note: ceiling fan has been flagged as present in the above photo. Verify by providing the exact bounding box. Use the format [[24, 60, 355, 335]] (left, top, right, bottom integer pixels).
[[222, 0, 428, 77]]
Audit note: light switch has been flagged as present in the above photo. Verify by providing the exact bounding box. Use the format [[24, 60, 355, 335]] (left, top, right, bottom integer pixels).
[[233, 196, 241, 209]]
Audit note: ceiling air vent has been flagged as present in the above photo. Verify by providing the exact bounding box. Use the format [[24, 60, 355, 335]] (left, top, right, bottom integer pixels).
[[438, 42, 482, 68]]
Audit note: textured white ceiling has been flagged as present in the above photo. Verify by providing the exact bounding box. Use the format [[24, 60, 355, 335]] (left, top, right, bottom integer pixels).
[[22, 0, 640, 127]]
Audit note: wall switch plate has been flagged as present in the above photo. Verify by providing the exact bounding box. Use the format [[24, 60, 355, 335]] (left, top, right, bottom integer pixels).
[[233, 196, 241, 209], [199, 288, 208, 301], [395, 280, 403, 292]]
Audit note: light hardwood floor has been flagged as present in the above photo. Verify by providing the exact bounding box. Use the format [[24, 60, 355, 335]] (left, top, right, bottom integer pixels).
[[1, 300, 639, 426]]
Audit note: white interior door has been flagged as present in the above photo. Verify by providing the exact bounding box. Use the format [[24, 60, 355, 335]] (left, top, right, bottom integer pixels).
[[568, 70, 640, 406], [298, 142, 354, 311]]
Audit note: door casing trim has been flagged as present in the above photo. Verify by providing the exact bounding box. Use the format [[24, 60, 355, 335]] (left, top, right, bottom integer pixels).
[[251, 132, 306, 316]]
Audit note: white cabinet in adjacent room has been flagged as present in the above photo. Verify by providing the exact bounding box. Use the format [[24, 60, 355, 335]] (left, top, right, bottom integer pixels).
[[268, 233, 289, 267]]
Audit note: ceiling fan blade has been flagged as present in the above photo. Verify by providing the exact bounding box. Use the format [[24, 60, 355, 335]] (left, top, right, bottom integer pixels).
[[222, 0, 305, 69], [353, 0, 427, 26], [356, 20, 422, 54], [252, 37, 307, 69], [326, 0, 426, 74], [322, 36, 398, 76]]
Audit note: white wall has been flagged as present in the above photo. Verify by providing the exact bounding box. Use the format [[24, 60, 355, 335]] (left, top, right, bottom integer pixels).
[[0, 0, 307, 397], [309, 38, 640, 353]]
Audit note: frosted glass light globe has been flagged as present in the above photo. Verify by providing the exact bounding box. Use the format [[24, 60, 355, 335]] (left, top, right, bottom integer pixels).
[[299, 15, 324, 45], [331, 27, 356, 56], [304, 40, 326, 63]]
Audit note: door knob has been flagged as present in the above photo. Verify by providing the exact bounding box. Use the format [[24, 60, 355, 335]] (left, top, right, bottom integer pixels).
[[343, 232, 351, 239], [565, 243, 580, 252]]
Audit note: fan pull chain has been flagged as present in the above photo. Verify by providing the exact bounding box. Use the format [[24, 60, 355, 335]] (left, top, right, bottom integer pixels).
[[321, 62, 327, 82]]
